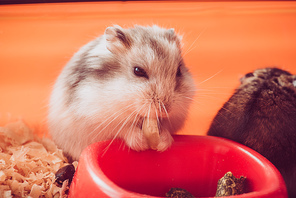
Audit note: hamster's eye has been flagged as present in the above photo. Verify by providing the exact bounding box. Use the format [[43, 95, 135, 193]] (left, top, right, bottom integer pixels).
[[176, 65, 182, 77], [134, 67, 148, 79], [245, 72, 254, 78], [273, 78, 280, 86], [177, 61, 184, 77]]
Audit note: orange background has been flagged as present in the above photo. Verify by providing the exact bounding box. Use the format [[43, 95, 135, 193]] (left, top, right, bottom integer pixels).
[[1, 1, 296, 137]]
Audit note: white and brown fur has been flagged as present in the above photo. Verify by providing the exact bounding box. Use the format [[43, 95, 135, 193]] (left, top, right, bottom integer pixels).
[[48, 25, 196, 161]]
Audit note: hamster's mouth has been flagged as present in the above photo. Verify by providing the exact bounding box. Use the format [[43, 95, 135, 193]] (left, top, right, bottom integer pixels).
[[137, 117, 145, 129]]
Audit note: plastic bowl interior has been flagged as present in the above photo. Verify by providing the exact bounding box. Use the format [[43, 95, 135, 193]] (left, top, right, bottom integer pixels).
[[69, 135, 287, 198]]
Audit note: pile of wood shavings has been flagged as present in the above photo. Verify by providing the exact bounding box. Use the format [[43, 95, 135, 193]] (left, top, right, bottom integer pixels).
[[0, 121, 77, 198]]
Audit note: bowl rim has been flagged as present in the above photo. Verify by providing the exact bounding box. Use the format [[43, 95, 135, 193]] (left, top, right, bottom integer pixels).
[[70, 135, 288, 198]]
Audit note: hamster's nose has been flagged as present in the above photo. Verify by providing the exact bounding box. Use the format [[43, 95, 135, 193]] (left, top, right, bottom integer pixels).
[[155, 100, 171, 118]]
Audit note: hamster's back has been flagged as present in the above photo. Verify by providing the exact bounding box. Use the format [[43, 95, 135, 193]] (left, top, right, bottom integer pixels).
[[207, 68, 296, 197]]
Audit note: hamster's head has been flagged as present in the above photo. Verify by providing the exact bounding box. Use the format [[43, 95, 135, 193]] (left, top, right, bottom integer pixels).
[[240, 68, 296, 91], [106, 25, 195, 150], [218, 67, 296, 123], [234, 67, 296, 116], [68, 25, 196, 152], [236, 67, 296, 110]]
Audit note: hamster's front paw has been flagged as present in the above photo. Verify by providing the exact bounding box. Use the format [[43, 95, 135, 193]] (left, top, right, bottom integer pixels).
[[123, 129, 150, 151], [123, 128, 173, 152], [156, 129, 174, 151]]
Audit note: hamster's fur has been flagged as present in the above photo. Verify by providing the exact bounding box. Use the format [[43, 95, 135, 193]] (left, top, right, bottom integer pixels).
[[48, 25, 195, 160], [207, 68, 296, 197]]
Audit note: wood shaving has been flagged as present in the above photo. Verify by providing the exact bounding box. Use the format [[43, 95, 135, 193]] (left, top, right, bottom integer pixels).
[[0, 121, 78, 198]]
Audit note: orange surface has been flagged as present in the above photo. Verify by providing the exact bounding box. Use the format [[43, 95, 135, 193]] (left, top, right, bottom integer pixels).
[[1, 1, 296, 137]]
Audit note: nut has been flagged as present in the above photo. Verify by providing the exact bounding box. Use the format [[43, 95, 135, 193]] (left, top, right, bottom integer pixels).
[[142, 117, 160, 150]]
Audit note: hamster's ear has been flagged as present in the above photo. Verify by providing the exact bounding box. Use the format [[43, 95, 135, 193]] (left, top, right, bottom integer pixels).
[[165, 28, 183, 47], [105, 26, 132, 54], [165, 28, 176, 41], [293, 77, 296, 87]]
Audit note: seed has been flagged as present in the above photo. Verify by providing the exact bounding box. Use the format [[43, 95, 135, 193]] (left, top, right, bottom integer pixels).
[[55, 164, 75, 186], [142, 117, 160, 150]]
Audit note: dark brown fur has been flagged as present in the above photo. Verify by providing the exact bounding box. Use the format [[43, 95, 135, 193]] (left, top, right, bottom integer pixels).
[[207, 68, 296, 198], [65, 38, 122, 104]]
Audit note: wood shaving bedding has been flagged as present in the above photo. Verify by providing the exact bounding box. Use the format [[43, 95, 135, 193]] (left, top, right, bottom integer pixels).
[[0, 121, 77, 198]]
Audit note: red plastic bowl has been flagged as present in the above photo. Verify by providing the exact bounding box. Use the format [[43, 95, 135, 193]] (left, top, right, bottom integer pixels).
[[69, 135, 287, 198]]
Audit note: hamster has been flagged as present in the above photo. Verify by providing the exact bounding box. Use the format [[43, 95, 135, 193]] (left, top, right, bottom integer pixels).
[[48, 25, 195, 161], [207, 68, 296, 197]]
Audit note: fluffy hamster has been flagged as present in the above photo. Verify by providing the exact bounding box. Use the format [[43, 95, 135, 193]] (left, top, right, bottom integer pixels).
[[207, 68, 296, 197], [48, 25, 195, 161]]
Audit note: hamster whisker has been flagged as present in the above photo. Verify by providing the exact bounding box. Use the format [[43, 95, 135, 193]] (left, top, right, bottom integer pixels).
[[195, 94, 227, 101], [198, 86, 234, 90], [89, 103, 136, 139], [124, 107, 146, 153], [126, 115, 140, 138], [125, 107, 146, 149], [113, 110, 138, 138], [118, 103, 148, 144], [197, 69, 224, 85], [218, 106, 237, 117], [107, 101, 149, 152], [182, 26, 207, 58], [88, 106, 132, 138], [182, 96, 195, 101], [146, 100, 152, 119], [160, 101, 173, 129], [154, 103, 160, 125], [102, 106, 142, 155], [209, 107, 237, 126], [197, 89, 229, 93], [197, 93, 233, 97], [161, 101, 170, 120], [179, 96, 198, 106], [127, 103, 147, 137], [158, 101, 163, 117]]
